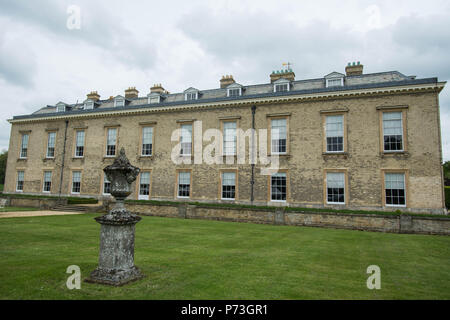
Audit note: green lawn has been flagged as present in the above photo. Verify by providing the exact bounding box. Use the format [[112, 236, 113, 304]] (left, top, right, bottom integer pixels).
[[0, 214, 449, 300], [0, 206, 39, 212]]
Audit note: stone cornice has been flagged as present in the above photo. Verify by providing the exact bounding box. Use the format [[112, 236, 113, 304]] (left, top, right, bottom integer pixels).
[[8, 81, 446, 124]]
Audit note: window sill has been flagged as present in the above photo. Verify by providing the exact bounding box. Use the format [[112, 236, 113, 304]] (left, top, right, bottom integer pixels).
[[268, 153, 291, 158], [17, 158, 27, 161], [43, 157, 55, 162], [103, 156, 116, 160], [322, 152, 348, 158], [139, 155, 153, 159], [380, 151, 409, 158], [73, 156, 84, 159]]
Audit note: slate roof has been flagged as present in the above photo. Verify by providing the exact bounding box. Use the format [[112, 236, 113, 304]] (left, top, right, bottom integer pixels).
[[12, 71, 439, 121]]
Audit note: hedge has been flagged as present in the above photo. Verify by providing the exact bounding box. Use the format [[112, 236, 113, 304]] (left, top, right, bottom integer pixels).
[[445, 187, 450, 209]]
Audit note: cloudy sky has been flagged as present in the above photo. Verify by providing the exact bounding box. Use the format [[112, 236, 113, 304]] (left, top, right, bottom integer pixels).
[[0, 0, 449, 160]]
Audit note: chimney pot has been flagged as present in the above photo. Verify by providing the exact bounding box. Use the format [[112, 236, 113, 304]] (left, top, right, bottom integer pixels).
[[86, 91, 100, 101], [124, 87, 139, 99], [220, 75, 235, 88], [345, 62, 364, 76]]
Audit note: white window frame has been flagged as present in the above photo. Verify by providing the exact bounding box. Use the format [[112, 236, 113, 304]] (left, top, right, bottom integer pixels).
[[147, 94, 161, 104], [384, 172, 406, 208], [177, 171, 191, 199], [71, 171, 81, 194], [105, 128, 117, 157], [46, 132, 56, 158], [185, 92, 198, 101], [43, 171, 52, 193], [223, 121, 237, 156], [84, 100, 94, 110], [221, 172, 236, 200], [75, 130, 85, 158], [227, 88, 242, 97], [382, 112, 404, 153], [16, 171, 24, 192], [141, 126, 153, 156], [326, 77, 344, 88], [326, 172, 346, 205], [114, 97, 125, 107], [273, 79, 290, 93], [103, 174, 111, 196], [56, 103, 66, 112], [20, 134, 29, 159], [270, 172, 287, 202], [325, 115, 344, 153], [270, 118, 287, 155], [138, 171, 151, 200], [180, 124, 193, 156]]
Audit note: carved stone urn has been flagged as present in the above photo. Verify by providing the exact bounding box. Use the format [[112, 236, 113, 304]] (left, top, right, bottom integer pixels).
[[85, 148, 144, 286]]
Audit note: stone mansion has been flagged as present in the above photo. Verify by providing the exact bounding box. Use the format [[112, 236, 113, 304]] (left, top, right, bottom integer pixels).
[[4, 63, 447, 214]]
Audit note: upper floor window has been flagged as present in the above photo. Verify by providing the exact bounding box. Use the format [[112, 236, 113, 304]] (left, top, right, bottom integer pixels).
[[273, 78, 290, 93], [114, 97, 125, 107], [271, 118, 287, 154], [227, 88, 241, 97], [20, 134, 29, 158], [180, 124, 192, 156], [75, 130, 85, 157], [16, 171, 24, 192], [141, 127, 153, 156], [148, 94, 161, 104], [325, 115, 344, 152], [84, 100, 94, 110], [382, 112, 403, 152], [43, 171, 52, 193], [46, 132, 56, 158], [325, 72, 345, 88], [184, 88, 199, 101], [223, 121, 237, 156], [106, 128, 117, 156], [56, 102, 67, 112]]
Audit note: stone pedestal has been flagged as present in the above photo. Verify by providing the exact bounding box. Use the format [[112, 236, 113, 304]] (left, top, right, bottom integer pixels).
[[85, 148, 144, 286]]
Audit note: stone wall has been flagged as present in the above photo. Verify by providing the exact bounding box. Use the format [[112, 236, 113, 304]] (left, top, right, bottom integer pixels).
[[121, 202, 450, 236], [0, 196, 67, 209]]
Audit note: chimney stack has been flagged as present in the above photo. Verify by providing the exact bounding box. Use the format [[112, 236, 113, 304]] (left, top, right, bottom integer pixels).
[[345, 62, 363, 76], [220, 75, 235, 88], [86, 91, 100, 101], [270, 69, 295, 83], [150, 83, 167, 94], [124, 87, 139, 99]]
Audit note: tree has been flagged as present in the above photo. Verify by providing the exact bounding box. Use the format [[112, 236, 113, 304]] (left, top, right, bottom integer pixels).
[[0, 150, 7, 184], [444, 161, 450, 180]]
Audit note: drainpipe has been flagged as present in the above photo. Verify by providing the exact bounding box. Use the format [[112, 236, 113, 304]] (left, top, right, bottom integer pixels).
[[59, 120, 69, 198], [250, 105, 256, 203]]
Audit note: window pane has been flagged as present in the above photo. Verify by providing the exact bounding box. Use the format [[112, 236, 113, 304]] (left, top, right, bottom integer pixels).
[[271, 119, 287, 153], [385, 173, 406, 206], [178, 172, 190, 197], [327, 172, 345, 203], [103, 175, 111, 194], [76, 131, 85, 147], [223, 121, 237, 155], [180, 124, 192, 155], [271, 172, 287, 201]]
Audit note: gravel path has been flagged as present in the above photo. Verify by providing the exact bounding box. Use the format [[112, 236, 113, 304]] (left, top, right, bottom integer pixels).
[[0, 211, 86, 218]]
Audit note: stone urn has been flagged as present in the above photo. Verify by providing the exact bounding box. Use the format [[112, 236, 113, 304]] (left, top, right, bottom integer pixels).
[[85, 148, 144, 286]]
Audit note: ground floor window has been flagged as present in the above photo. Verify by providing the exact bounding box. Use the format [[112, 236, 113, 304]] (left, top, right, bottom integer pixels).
[[139, 172, 150, 200], [326, 172, 345, 204], [16, 171, 24, 192], [43, 171, 52, 192], [221, 172, 236, 200], [72, 171, 81, 194], [385, 172, 406, 206], [103, 175, 111, 195], [178, 171, 190, 198], [271, 172, 287, 201]]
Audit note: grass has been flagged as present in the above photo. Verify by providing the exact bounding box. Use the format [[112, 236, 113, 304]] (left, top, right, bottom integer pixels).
[[0, 206, 39, 212], [0, 214, 449, 300]]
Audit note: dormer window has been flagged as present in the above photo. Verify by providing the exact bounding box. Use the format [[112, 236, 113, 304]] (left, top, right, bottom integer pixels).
[[184, 88, 199, 101], [273, 79, 290, 93], [56, 102, 67, 112], [227, 83, 243, 97], [325, 72, 345, 88], [147, 93, 161, 104], [114, 96, 126, 107], [84, 99, 94, 110]]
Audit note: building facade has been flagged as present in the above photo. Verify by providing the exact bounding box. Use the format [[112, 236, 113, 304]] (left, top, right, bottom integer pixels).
[[4, 63, 447, 214]]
